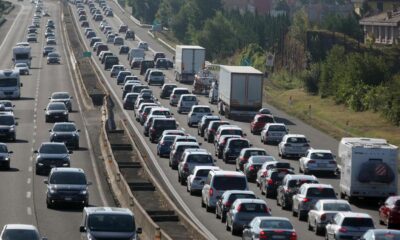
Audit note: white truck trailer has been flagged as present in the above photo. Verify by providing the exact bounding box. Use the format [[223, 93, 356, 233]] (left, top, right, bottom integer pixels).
[[217, 65, 263, 119], [12, 46, 32, 68], [339, 137, 399, 203], [174, 45, 205, 83]]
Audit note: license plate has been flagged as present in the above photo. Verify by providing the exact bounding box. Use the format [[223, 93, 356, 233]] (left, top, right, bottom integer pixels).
[[317, 164, 327, 167], [64, 197, 72, 201], [54, 116, 60, 118], [272, 236, 286, 240]]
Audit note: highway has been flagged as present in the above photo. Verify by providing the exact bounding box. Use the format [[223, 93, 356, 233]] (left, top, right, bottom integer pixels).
[[0, 0, 114, 239], [69, 1, 388, 239]]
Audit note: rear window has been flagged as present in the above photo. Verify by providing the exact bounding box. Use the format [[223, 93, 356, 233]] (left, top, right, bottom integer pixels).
[[177, 145, 199, 153], [310, 152, 333, 160], [183, 96, 196, 101], [306, 187, 336, 198], [259, 220, 293, 230], [193, 107, 210, 113], [187, 154, 213, 164], [230, 140, 249, 148], [257, 116, 275, 123], [221, 129, 243, 136], [228, 193, 256, 203], [154, 120, 176, 128], [269, 125, 286, 131], [287, 137, 307, 143], [341, 217, 374, 228], [323, 203, 351, 211], [212, 176, 247, 191], [288, 179, 318, 188], [196, 169, 212, 177], [374, 232, 400, 240], [151, 71, 163, 76], [244, 150, 266, 158], [175, 90, 189, 95], [211, 122, 229, 130], [271, 170, 291, 181], [239, 203, 268, 212]]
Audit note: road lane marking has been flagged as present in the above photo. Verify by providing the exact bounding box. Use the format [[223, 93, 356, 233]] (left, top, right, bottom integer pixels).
[[27, 207, 32, 215], [28, 166, 32, 172], [27, 178, 31, 184], [26, 191, 31, 199]]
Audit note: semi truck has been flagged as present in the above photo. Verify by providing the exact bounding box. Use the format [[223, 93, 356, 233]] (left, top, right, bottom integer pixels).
[[174, 45, 205, 83], [12, 46, 32, 68], [217, 65, 263, 119], [339, 137, 398, 203]]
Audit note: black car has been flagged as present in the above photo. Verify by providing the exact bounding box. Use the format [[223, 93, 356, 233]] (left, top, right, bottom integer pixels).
[[44, 102, 69, 122], [81, 21, 89, 27], [139, 60, 154, 75], [44, 167, 91, 208], [222, 138, 251, 163], [49, 92, 72, 112], [197, 115, 221, 137], [0, 143, 12, 170], [49, 122, 80, 149], [159, 84, 177, 99], [89, 37, 101, 47], [262, 168, 295, 198], [119, 45, 129, 54], [47, 52, 61, 64], [155, 58, 170, 69], [104, 56, 119, 70], [34, 142, 72, 175], [0, 112, 17, 141], [215, 191, 257, 222], [118, 24, 128, 33], [43, 46, 55, 56], [153, 52, 166, 62], [149, 118, 178, 143], [125, 30, 135, 40]]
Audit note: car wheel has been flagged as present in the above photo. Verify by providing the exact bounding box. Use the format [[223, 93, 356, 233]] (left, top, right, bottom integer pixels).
[[201, 198, 205, 208], [276, 196, 281, 206], [206, 203, 213, 212], [225, 219, 231, 231], [292, 207, 298, 217], [266, 190, 273, 198], [46, 199, 53, 209], [308, 219, 313, 231], [298, 210, 307, 221], [231, 225, 239, 236], [315, 223, 324, 235], [5, 162, 10, 170], [215, 208, 220, 219], [221, 213, 226, 223]]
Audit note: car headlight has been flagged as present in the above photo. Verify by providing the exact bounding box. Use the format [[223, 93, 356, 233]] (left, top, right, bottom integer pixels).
[[80, 190, 87, 195], [49, 188, 57, 194], [9, 127, 15, 132], [63, 111, 68, 115], [4, 157, 9, 161]]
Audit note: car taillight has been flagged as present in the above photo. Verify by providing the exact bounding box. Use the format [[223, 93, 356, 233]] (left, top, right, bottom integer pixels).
[[329, 160, 336, 164], [160, 141, 165, 146], [262, 171, 268, 177], [308, 160, 315, 164], [237, 204, 242, 212], [339, 227, 347, 233], [249, 166, 255, 171], [302, 198, 310, 203], [183, 163, 189, 172], [209, 188, 213, 197], [267, 179, 273, 185], [143, 112, 148, 117], [224, 201, 232, 207], [150, 128, 156, 133], [320, 213, 326, 221], [290, 232, 297, 240], [259, 231, 268, 239], [172, 95, 176, 99], [304, 144, 310, 147], [240, 157, 246, 162]]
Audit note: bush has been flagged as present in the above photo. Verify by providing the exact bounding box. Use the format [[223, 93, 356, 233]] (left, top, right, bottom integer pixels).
[[301, 63, 320, 94]]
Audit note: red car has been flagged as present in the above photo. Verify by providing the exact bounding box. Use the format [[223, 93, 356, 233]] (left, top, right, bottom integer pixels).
[[250, 114, 275, 134], [379, 196, 400, 229]]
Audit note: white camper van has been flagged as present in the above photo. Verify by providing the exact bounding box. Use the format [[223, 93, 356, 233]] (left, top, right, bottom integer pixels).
[[339, 137, 398, 203]]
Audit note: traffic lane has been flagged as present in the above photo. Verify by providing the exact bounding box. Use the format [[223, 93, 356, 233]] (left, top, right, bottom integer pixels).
[[32, 1, 106, 239], [0, 0, 42, 228]]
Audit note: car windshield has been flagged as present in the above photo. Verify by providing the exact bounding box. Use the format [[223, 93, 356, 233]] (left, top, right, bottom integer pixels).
[[52, 93, 69, 99], [0, 78, 18, 87], [152, 110, 171, 116], [287, 137, 307, 143], [187, 155, 212, 164], [306, 187, 336, 198], [310, 152, 333, 160], [0, 116, 15, 125], [0, 101, 12, 107], [213, 176, 247, 191], [323, 203, 351, 211], [88, 214, 134, 232], [53, 124, 76, 132], [49, 172, 86, 185], [342, 217, 374, 228], [222, 129, 242, 136], [183, 96, 196, 101], [239, 203, 267, 212], [196, 169, 212, 177], [48, 104, 66, 110], [151, 71, 163, 76], [154, 120, 175, 128], [0, 145, 7, 153], [269, 125, 286, 131], [259, 220, 293, 229], [15, 63, 27, 67], [288, 179, 318, 188], [39, 144, 67, 154], [2, 229, 39, 240]]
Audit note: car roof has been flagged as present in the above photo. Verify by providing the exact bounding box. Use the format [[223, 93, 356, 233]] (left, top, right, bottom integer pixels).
[[175, 142, 199, 147], [173, 87, 189, 91], [254, 216, 291, 222], [242, 147, 266, 152], [223, 190, 255, 196], [337, 212, 372, 218], [248, 156, 276, 163], [4, 224, 38, 230], [286, 174, 317, 181], [41, 142, 66, 146], [302, 183, 333, 189], [218, 125, 241, 130], [52, 91, 69, 95], [285, 134, 306, 138], [316, 199, 350, 205], [212, 170, 245, 177], [84, 207, 133, 216], [234, 199, 266, 204], [194, 166, 220, 171], [51, 167, 84, 173], [183, 149, 209, 155], [53, 122, 76, 126], [265, 123, 286, 127], [192, 105, 210, 108], [307, 149, 332, 154]]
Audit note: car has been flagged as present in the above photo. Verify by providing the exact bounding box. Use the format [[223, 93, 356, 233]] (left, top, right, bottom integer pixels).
[[139, 60, 155, 75], [135, 103, 158, 122], [226, 199, 271, 235], [47, 52, 61, 64], [43, 46, 56, 56], [254, 157, 281, 186], [118, 24, 128, 33], [292, 183, 337, 221], [201, 170, 249, 212], [0, 112, 18, 141], [276, 174, 318, 210], [123, 76, 139, 85], [172, 135, 198, 146], [86, 31, 96, 39], [155, 58, 170, 69], [0, 143, 12, 170], [215, 125, 245, 144], [360, 229, 400, 240], [243, 155, 276, 182], [80, 207, 142, 239], [307, 199, 352, 235], [278, 134, 310, 159], [114, 36, 124, 45], [214, 135, 241, 159], [137, 41, 148, 50], [89, 37, 102, 47], [143, 115, 166, 137], [122, 83, 138, 99], [242, 217, 297, 240], [14, 63, 30, 75], [139, 103, 160, 124], [130, 57, 143, 69], [44, 102, 69, 122], [45, 31, 55, 39], [96, 44, 109, 56], [299, 149, 338, 175], [0, 224, 47, 240], [177, 94, 198, 113], [153, 52, 166, 62], [222, 137, 250, 163], [149, 118, 178, 143], [93, 14, 103, 21], [27, 33, 38, 42], [44, 168, 91, 208], [160, 83, 177, 99], [79, 15, 87, 21], [187, 105, 213, 127], [169, 142, 200, 170], [49, 122, 80, 149], [116, 71, 132, 85], [100, 52, 114, 64], [104, 56, 119, 70], [198, 115, 221, 137], [169, 87, 190, 106], [215, 190, 256, 222], [235, 147, 267, 172], [46, 37, 56, 45], [260, 123, 288, 144], [106, 34, 116, 43], [123, 93, 139, 110], [105, 10, 113, 17], [178, 149, 214, 185], [157, 135, 176, 157], [49, 92, 73, 111], [119, 45, 129, 54], [379, 196, 400, 229], [259, 108, 272, 115], [34, 142, 72, 175], [110, 65, 125, 77], [0, 100, 14, 112], [125, 29, 135, 40], [205, 120, 230, 143], [325, 212, 375, 240], [81, 20, 89, 27], [161, 130, 186, 138], [250, 114, 275, 134], [261, 167, 295, 198], [147, 69, 165, 85]]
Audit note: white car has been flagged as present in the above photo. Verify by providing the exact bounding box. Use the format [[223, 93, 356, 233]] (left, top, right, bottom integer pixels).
[[299, 149, 338, 175], [187, 105, 213, 127], [0, 224, 47, 240], [278, 134, 310, 158], [14, 63, 30, 75], [307, 199, 351, 235], [325, 212, 375, 240], [137, 41, 148, 50], [177, 94, 198, 113]]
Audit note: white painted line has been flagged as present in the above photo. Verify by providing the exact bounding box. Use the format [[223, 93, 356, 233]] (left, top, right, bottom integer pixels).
[[27, 178, 31, 184], [27, 207, 32, 215], [26, 191, 31, 199], [28, 166, 32, 172]]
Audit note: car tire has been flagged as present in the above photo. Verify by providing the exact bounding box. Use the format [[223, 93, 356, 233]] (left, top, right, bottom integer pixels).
[[225, 220, 231, 231], [215, 208, 220, 219], [46, 199, 53, 209], [315, 223, 324, 236], [201, 198, 205, 208], [298, 210, 307, 221], [292, 208, 298, 217], [5, 162, 10, 170], [221, 213, 226, 223], [231, 225, 239, 236]]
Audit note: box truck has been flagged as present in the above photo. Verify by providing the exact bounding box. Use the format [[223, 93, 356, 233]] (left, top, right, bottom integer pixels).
[[217, 65, 263, 119], [339, 137, 398, 203], [174, 45, 205, 83]]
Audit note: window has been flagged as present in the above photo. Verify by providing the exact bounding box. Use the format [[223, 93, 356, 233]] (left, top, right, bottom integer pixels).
[[39, 144, 67, 154], [239, 203, 267, 213], [196, 169, 212, 177], [212, 176, 247, 191], [0, 116, 15, 125], [1, 229, 40, 240], [187, 154, 212, 164], [88, 214, 134, 232], [50, 172, 86, 185], [323, 203, 351, 211], [342, 217, 374, 228], [0, 145, 7, 153], [53, 124, 76, 132], [0, 78, 18, 87], [259, 219, 293, 229], [287, 137, 307, 143], [228, 194, 256, 203], [306, 188, 336, 198], [310, 152, 333, 160]]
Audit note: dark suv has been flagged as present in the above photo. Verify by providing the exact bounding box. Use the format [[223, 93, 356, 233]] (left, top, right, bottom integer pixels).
[[0, 112, 17, 141], [149, 118, 178, 143], [34, 142, 72, 175], [160, 84, 177, 99], [222, 138, 251, 163], [44, 167, 91, 208], [197, 115, 221, 137], [204, 120, 230, 143]]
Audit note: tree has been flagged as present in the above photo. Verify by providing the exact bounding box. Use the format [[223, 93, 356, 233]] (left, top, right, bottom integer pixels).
[[318, 45, 345, 98], [289, 8, 309, 45]]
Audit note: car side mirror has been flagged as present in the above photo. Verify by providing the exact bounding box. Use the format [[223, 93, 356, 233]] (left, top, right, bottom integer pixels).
[[49, 129, 52, 132], [136, 227, 142, 234], [20, 83, 23, 87], [43, 179, 48, 184], [15, 122, 18, 126], [214, 159, 217, 163], [68, 150, 73, 154], [33, 150, 38, 153], [12, 58, 15, 61], [8, 151, 13, 154], [70, 96, 73, 99], [77, 129, 81, 132], [87, 181, 92, 186], [44, 108, 46, 111], [243, 133, 247, 137], [249, 144, 253, 147], [42, 238, 48, 240], [79, 226, 86, 232], [48, 97, 51, 99]]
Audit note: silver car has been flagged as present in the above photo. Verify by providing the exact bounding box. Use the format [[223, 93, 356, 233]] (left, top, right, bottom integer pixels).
[[242, 217, 297, 240], [178, 149, 214, 185], [177, 94, 198, 113], [307, 199, 352, 235], [0, 143, 12, 170], [325, 212, 374, 240], [278, 134, 310, 158], [260, 123, 288, 144], [360, 229, 400, 240], [299, 149, 338, 175], [226, 199, 271, 235], [0, 224, 47, 240], [169, 88, 190, 106], [187, 166, 220, 195]]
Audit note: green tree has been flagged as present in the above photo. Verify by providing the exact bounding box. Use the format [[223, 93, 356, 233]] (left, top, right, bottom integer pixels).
[[155, 0, 183, 27], [289, 8, 309, 45], [319, 45, 345, 98]]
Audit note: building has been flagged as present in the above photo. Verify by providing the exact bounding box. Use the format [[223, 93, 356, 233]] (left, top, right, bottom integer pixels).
[[359, 10, 400, 44], [353, 0, 400, 15], [306, 1, 354, 23]]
